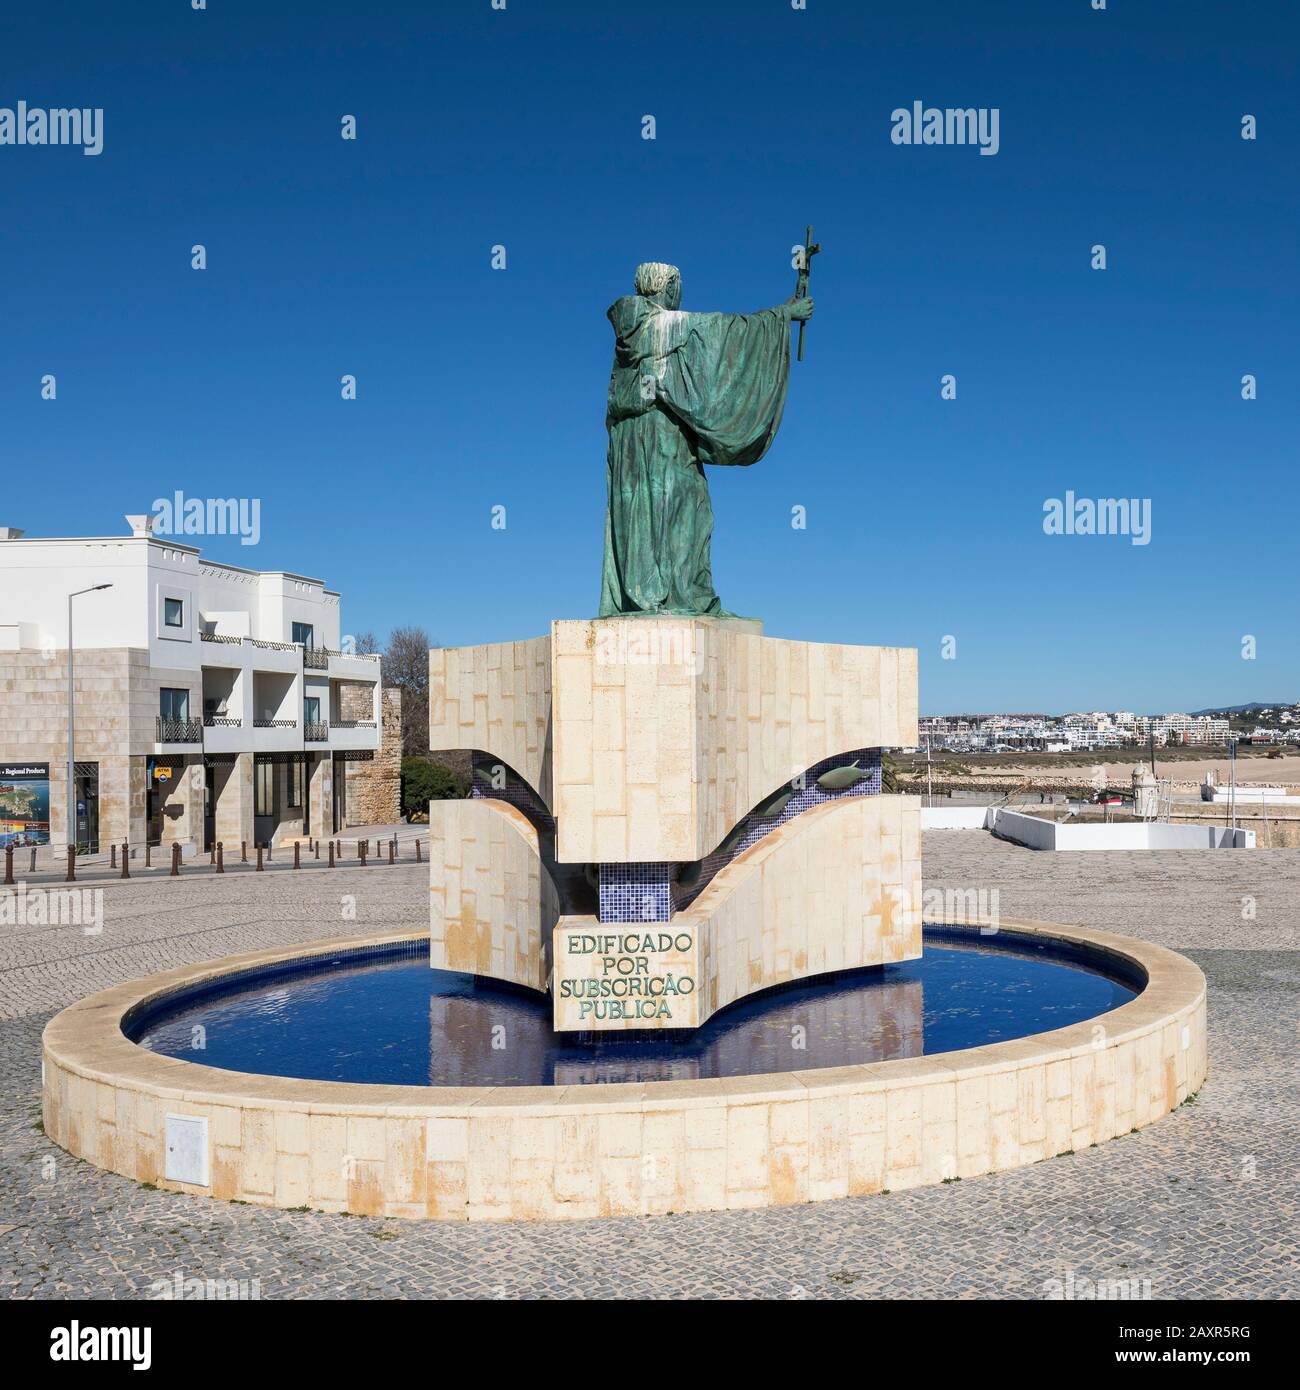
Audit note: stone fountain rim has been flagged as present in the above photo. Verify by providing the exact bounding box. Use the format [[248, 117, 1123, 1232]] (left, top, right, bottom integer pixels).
[[42, 917, 1205, 1113]]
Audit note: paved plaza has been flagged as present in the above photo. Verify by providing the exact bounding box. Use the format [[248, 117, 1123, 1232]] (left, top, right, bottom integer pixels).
[[1, 831, 1295, 1299]]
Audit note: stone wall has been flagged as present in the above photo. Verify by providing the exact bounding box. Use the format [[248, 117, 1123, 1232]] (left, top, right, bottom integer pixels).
[[344, 687, 401, 826], [1169, 805, 1300, 849], [0, 646, 148, 848], [337, 680, 374, 721]]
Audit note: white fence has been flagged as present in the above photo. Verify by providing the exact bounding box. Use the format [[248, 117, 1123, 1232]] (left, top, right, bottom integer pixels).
[[988, 809, 1252, 851]]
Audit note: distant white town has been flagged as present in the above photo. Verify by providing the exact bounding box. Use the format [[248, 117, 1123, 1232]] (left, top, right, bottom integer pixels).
[[918, 705, 1300, 753]]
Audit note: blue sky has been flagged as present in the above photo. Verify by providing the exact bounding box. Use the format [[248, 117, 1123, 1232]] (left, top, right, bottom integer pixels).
[[1, 1, 1295, 713]]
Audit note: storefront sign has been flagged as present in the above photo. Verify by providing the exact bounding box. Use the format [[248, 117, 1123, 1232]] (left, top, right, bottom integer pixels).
[[0, 762, 50, 847]]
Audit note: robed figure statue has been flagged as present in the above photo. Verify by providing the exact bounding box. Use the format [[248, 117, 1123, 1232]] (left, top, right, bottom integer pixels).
[[598, 262, 813, 618]]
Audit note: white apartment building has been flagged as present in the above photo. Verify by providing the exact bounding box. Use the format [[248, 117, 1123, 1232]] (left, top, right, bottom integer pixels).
[[1133, 714, 1231, 747], [0, 516, 383, 853]]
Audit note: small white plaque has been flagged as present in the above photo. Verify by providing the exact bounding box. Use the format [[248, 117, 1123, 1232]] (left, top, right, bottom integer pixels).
[[164, 1113, 210, 1187]]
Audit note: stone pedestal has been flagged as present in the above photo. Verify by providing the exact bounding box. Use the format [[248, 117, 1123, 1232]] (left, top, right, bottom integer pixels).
[[429, 617, 920, 1033]]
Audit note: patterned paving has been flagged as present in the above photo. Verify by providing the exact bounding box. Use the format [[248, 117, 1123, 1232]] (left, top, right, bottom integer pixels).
[[0, 832, 1295, 1299]]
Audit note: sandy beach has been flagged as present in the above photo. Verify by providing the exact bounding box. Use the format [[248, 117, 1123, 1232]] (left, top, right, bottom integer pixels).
[[980, 752, 1300, 793]]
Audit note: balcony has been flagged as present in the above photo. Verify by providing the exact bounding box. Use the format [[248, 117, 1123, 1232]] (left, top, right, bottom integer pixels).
[[328, 650, 383, 681], [305, 721, 329, 742], [202, 715, 245, 756], [302, 647, 329, 670], [156, 717, 202, 745], [251, 716, 301, 754], [329, 718, 380, 753]]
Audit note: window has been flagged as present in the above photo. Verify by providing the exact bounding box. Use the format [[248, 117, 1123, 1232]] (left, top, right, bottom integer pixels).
[[288, 760, 304, 809], [304, 696, 321, 725], [292, 622, 314, 649], [255, 761, 275, 817], [164, 598, 184, 628], [159, 688, 189, 722]]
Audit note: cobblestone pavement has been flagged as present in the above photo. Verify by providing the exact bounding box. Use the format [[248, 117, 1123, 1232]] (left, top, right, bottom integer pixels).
[[1, 832, 1295, 1299]]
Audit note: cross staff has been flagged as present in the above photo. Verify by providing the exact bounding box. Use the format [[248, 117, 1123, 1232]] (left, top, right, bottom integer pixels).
[[793, 224, 821, 361]]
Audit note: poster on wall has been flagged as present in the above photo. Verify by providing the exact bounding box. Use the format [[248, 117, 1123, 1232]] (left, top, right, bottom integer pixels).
[[0, 762, 51, 847]]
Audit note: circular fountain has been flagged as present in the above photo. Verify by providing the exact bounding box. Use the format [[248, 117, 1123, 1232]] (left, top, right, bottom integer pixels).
[[41, 914, 1205, 1221]]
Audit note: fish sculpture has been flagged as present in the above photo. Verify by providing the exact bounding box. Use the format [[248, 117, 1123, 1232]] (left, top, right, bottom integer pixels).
[[817, 760, 869, 791], [753, 785, 796, 819]]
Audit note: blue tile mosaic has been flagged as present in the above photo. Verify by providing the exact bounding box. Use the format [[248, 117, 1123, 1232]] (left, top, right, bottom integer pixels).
[[469, 756, 555, 834], [597, 861, 674, 924]]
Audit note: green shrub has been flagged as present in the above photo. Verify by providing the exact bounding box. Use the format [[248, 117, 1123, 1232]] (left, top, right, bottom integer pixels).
[[401, 759, 466, 821]]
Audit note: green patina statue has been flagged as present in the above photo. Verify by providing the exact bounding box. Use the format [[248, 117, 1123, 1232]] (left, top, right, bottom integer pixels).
[[598, 262, 814, 618]]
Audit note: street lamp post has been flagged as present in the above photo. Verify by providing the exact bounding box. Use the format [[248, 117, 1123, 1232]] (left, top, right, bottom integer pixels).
[[66, 584, 112, 852], [1229, 736, 1238, 836]]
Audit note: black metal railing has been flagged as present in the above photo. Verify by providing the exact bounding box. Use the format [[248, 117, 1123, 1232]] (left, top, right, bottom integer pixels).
[[333, 719, 377, 729], [156, 717, 203, 743], [304, 721, 329, 741], [253, 718, 298, 728], [302, 647, 329, 670], [203, 716, 242, 727], [200, 631, 242, 645], [249, 638, 298, 652]]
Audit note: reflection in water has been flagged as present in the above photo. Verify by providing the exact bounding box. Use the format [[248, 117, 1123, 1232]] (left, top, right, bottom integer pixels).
[[129, 934, 1136, 1089]]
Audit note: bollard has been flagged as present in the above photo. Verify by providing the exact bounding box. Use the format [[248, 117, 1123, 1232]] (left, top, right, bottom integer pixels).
[[388, 838, 395, 865], [110, 843, 117, 869], [314, 839, 320, 860], [415, 838, 422, 863], [256, 844, 264, 871], [145, 843, 152, 869], [66, 846, 76, 882], [30, 846, 37, 874], [216, 842, 224, 874], [120, 843, 130, 879], [328, 840, 335, 868], [266, 842, 272, 862], [293, 842, 301, 870], [241, 840, 248, 863], [170, 843, 181, 877], [360, 842, 367, 867], [3, 845, 13, 886], [209, 844, 215, 866]]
